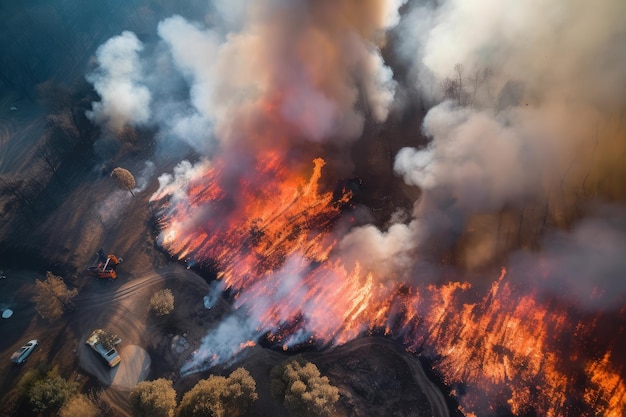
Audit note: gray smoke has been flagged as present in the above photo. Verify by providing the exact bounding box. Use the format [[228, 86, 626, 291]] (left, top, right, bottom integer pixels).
[[83, 1, 626, 377], [509, 205, 626, 310], [336, 0, 626, 303]]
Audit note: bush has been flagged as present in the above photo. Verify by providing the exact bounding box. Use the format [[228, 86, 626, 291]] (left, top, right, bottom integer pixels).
[[176, 368, 258, 417], [32, 271, 78, 322], [59, 394, 99, 417], [149, 289, 175, 317], [16, 367, 45, 395], [129, 378, 177, 417], [28, 368, 79, 412], [271, 356, 339, 417]]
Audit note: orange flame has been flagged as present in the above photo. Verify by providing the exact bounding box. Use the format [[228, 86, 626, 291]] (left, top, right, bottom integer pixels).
[[152, 155, 625, 416]]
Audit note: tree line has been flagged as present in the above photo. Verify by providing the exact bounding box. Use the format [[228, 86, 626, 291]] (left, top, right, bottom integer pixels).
[[10, 357, 340, 417]]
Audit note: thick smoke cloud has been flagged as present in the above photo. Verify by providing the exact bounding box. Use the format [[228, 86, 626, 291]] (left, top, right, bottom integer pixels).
[[87, 0, 405, 156], [153, 16, 221, 153], [338, 0, 626, 295], [85, 0, 626, 375], [397, 0, 626, 106], [156, 0, 403, 147], [86, 31, 151, 133]]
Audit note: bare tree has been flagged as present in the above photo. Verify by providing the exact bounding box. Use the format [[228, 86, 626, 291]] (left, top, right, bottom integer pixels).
[[32, 271, 78, 322], [37, 139, 63, 176], [47, 109, 80, 143], [442, 63, 493, 107], [441, 63, 469, 106], [469, 67, 493, 106], [111, 167, 136, 196]]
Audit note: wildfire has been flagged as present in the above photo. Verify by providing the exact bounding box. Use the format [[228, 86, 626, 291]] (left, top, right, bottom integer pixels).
[[152, 155, 625, 416]]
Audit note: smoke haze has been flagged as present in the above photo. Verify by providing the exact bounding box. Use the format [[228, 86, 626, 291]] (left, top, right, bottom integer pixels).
[[85, 0, 626, 383]]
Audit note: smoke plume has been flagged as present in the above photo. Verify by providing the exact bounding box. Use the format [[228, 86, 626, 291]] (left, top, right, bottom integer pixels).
[[86, 31, 152, 133], [85, 1, 626, 392], [341, 0, 626, 284]]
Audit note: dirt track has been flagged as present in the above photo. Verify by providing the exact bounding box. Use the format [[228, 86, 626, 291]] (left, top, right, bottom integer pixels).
[[1, 258, 451, 417]]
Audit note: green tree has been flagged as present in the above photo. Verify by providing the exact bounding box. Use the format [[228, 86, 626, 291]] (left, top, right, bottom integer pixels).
[[176, 368, 257, 417], [129, 378, 177, 417], [16, 367, 45, 395], [111, 167, 136, 196], [59, 394, 99, 417], [271, 356, 339, 417], [149, 289, 175, 317], [28, 368, 79, 412], [32, 271, 78, 322]]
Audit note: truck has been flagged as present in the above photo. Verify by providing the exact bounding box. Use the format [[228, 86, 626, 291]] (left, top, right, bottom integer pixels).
[[86, 329, 121, 367], [87, 249, 122, 279]]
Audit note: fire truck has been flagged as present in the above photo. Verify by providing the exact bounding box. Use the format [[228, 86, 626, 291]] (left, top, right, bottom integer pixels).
[[87, 249, 122, 279]]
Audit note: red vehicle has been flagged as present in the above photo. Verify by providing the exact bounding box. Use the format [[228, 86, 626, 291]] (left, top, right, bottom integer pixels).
[[87, 249, 122, 279]]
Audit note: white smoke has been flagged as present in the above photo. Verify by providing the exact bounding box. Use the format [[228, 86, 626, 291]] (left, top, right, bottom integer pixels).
[[181, 314, 259, 376], [397, 0, 626, 105], [151, 159, 210, 204], [338, 222, 421, 282], [133, 160, 156, 193], [86, 31, 152, 133], [182, 255, 311, 374], [87, 1, 405, 158], [155, 16, 221, 152], [213, 0, 249, 29], [393, 102, 576, 213]]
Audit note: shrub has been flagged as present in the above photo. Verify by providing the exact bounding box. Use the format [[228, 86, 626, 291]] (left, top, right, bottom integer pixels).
[[129, 378, 177, 417], [28, 368, 79, 412], [32, 271, 78, 322], [59, 394, 99, 417], [271, 356, 339, 417], [149, 289, 175, 317], [176, 368, 257, 417]]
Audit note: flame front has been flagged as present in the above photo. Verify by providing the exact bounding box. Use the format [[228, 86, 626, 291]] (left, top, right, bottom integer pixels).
[[152, 156, 625, 416]]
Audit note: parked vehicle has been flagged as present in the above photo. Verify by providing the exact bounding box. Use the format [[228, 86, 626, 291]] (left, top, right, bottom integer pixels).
[[85, 329, 121, 367], [87, 249, 122, 279], [11, 340, 39, 364]]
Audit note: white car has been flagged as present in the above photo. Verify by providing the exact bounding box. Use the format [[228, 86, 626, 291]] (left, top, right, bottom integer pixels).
[[11, 340, 39, 364], [86, 329, 121, 368]]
